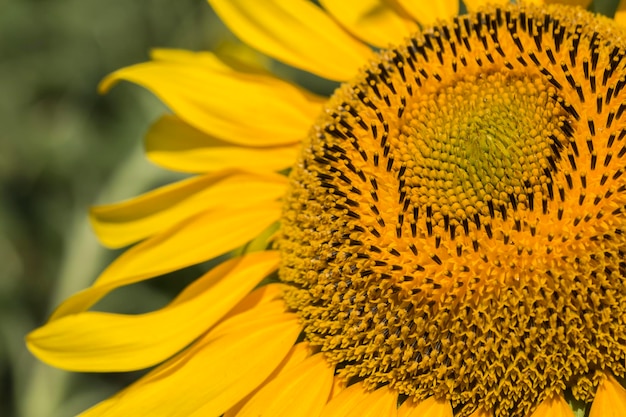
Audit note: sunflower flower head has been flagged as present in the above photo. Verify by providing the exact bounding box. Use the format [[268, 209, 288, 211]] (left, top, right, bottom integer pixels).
[[26, 1, 626, 417], [280, 4, 626, 416]]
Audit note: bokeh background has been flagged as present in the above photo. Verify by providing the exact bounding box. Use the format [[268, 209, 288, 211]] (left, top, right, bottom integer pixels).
[[1, 1, 225, 416], [1, 0, 623, 416]]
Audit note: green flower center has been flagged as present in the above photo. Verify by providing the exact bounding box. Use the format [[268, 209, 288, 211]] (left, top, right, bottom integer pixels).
[[278, 4, 626, 417]]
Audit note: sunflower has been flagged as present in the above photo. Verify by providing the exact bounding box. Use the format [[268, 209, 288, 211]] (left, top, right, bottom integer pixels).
[[26, 0, 626, 416]]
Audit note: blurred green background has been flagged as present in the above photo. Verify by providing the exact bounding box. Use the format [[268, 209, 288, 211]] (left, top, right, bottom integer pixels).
[[0, 1, 228, 416], [2, 0, 622, 416]]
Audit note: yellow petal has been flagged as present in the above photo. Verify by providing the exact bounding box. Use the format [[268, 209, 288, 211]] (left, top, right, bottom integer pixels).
[[207, 0, 373, 81], [463, 0, 509, 12], [617, 0, 626, 27], [394, 0, 458, 26], [398, 396, 454, 417], [224, 342, 314, 417], [27, 251, 279, 372], [90, 169, 287, 248], [233, 354, 333, 417], [80, 300, 302, 417], [590, 374, 626, 417], [100, 51, 324, 146], [529, 395, 574, 417], [328, 376, 349, 401], [221, 283, 284, 321], [145, 115, 300, 174], [322, 382, 398, 417], [319, 0, 418, 47], [50, 203, 281, 320]]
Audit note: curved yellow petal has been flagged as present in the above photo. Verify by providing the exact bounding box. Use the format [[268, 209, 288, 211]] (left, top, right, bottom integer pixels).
[[221, 283, 284, 321], [207, 0, 373, 81], [398, 396, 453, 417], [27, 251, 279, 372], [463, 0, 509, 12], [80, 300, 302, 417], [319, 0, 418, 47], [90, 169, 287, 248], [145, 115, 300, 174], [529, 395, 574, 417], [328, 376, 349, 401], [100, 51, 324, 146], [322, 382, 398, 417], [393, 0, 458, 26], [224, 342, 314, 417], [232, 354, 333, 417], [617, 0, 626, 27], [50, 203, 281, 320], [590, 374, 626, 417]]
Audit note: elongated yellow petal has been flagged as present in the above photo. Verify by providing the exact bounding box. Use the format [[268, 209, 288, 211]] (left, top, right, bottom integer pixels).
[[80, 300, 302, 417], [207, 0, 373, 81], [589, 374, 626, 417], [145, 115, 300, 174], [100, 51, 324, 146], [321, 382, 398, 417], [27, 252, 279, 372], [90, 169, 287, 248], [529, 396, 573, 417], [319, 0, 418, 47], [617, 0, 626, 27], [463, 0, 509, 12], [328, 376, 349, 401], [229, 354, 333, 417], [393, 0, 458, 25], [224, 342, 314, 417], [398, 396, 454, 417], [50, 203, 281, 320], [221, 283, 284, 321]]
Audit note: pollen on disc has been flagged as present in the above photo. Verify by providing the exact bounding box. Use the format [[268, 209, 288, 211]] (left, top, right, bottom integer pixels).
[[278, 4, 626, 417]]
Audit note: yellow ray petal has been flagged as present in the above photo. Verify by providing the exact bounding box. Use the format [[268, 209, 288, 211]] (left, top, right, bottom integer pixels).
[[617, 0, 626, 27], [221, 283, 284, 321], [328, 376, 349, 401], [27, 251, 279, 372], [319, 0, 418, 47], [393, 0, 458, 26], [90, 169, 287, 248], [207, 0, 373, 81], [80, 300, 302, 417], [529, 395, 574, 417], [398, 396, 454, 417], [321, 382, 398, 417], [231, 354, 333, 417], [463, 0, 509, 12], [589, 374, 626, 417], [50, 203, 281, 320], [100, 51, 324, 146], [145, 115, 300, 174], [224, 342, 314, 417]]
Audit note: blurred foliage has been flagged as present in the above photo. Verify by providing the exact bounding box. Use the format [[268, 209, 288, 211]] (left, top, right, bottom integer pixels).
[[0, 0, 231, 416]]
